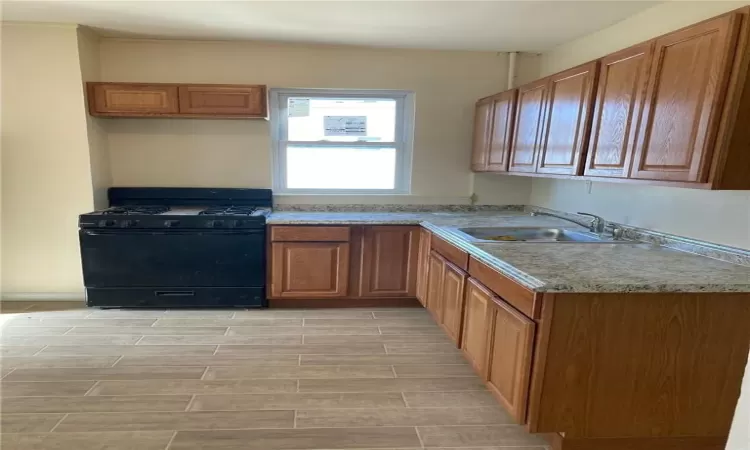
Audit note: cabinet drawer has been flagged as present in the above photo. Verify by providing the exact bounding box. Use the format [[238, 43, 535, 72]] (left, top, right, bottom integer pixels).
[[469, 257, 539, 319], [431, 235, 469, 270], [271, 226, 350, 242]]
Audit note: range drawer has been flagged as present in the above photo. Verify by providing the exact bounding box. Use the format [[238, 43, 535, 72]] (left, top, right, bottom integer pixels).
[[270, 226, 351, 242]]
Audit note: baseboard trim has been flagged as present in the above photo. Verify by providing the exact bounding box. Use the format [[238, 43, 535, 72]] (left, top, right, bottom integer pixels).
[[1, 292, 85, 302], [268, 297, 422, 308]]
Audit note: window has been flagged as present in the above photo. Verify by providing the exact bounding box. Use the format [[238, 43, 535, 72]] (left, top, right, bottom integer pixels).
[[270, 89, 415, 194]]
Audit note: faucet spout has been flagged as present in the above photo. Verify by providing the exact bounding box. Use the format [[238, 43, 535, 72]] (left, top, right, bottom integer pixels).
[[530, 211, 607, 234]]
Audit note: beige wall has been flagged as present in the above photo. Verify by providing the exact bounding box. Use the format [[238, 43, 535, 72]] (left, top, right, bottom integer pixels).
[[77, 27, 111, 209], [1, 23, 94, 297], [530, 1, 750, 250], [99, 38, 532, 205]]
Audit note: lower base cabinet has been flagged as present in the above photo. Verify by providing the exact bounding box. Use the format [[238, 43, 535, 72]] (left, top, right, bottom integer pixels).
[[268, 225, 420, 302], [486, 297, 536, 424], [415, 229, 431, 306], [440, 261, 468, 346], [270, 242, 350, 298], [460, 278, 494, 377], [425, 252, 445, 322]]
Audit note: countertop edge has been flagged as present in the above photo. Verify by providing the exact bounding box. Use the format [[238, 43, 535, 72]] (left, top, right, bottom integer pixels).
[[266, 214, 750, 294]]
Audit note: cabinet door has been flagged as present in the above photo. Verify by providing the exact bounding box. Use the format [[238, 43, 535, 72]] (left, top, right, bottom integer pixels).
[[178, 85, 267, 117], [460, 278, 494, 377], [270, 242, 349, 298], [487, 90, 518, 171], [440, 261, 468, 346], [470, 97, 494, 171], [509, 80, 548, 173], [426, 252, 446, 321], [584, 44, 653, 178], [486, 298, 536, 424], [415, 229, 432, 306], [89, 83, 179, 116], [359, 226, 420, 298], [537, 62, 598, 175], [631, 14, 741, 182]]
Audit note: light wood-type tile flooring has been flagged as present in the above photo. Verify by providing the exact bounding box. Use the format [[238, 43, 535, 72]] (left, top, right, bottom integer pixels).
[[0, 301, 549, 450]]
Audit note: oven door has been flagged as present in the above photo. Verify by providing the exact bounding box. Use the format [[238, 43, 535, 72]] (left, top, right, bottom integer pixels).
[[79, 229, 265, 288]]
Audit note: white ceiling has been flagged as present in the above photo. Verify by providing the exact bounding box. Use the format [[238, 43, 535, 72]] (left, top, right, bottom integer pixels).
[[2, 1, 659, 52]]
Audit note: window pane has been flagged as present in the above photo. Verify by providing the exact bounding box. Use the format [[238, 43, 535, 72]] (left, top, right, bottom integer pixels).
[[287, 98, 396, 142], [287, 146, 396, 189]]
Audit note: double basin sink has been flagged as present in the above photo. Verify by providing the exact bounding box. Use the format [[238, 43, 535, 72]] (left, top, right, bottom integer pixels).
[[453, 227, 628, 244]]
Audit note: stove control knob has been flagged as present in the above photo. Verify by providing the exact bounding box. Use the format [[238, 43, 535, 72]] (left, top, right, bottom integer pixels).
[[120, 220, 137, 228], [164, 220, 180, 228], [227, 220, 238, 228], [212, 220, 225, 228], [99, 220, 117, 227]]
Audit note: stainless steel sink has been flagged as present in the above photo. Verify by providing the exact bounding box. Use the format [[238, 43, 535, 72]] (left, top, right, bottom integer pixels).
[[454, 227, 624, 243]]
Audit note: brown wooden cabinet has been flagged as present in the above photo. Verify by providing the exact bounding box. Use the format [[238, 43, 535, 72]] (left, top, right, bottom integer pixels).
[[359, 226, 419, 297], [486, 296, 536, 424], [631, 13, 741, 182], [440, 261, 468, 346], [270, 242, 350, 298], [537, 62, 598, 175], [460, 277, 494, 377], [87, 82, 268, 118], [415, 229, 432, 306], [584, 43, 653, 178], [470, 97, 494, 171], [471, 7, 750, 190], [269, 225, 420, 303], [487, 90, 518, 171], [88, 83, 179, 116], [425, 251, 446, 321], [508, 80, 547, 173], [178, 85, 266, 117]]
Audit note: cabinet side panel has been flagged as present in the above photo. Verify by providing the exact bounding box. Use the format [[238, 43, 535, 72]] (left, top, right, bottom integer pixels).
[[534, 292, 750, 439]]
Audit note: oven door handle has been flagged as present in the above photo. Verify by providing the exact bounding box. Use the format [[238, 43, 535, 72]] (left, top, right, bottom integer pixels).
[[81, 229, 265, 236]]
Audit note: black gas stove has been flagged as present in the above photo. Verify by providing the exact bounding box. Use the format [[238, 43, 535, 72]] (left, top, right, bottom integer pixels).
[[79, 188, 272, 308]]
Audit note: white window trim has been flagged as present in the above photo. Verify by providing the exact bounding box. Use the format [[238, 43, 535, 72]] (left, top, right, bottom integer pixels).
[[270, 88, 415, 195]]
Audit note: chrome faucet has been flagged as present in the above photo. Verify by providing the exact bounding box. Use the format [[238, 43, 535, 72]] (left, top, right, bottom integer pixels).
[[530, 211, 607, 234]]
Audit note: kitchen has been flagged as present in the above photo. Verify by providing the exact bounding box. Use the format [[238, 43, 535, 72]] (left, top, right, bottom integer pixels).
[[2, 1, 750, 450]]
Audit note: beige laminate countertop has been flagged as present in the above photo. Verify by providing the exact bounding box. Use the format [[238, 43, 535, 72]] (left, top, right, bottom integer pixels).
[[267, 210, 750, 294]]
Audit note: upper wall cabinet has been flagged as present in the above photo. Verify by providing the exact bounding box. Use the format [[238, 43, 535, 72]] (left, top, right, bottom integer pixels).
[[537, 62, 599, 175], [178, 85, 267, 117], [470, 97, 494, 171], [630, 13, 741, 183], [471, 90, 518, 172], [87, 82, 268, 119], [89, 83, 180, 116], [584, 43, 653, 178], [487, 90, 518, 171], [471, 6, 750, 190], [508, 80, 547, 173]]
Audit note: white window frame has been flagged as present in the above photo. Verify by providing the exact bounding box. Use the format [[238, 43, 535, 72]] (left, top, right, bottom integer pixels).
[[270, 88, 415, 195]]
